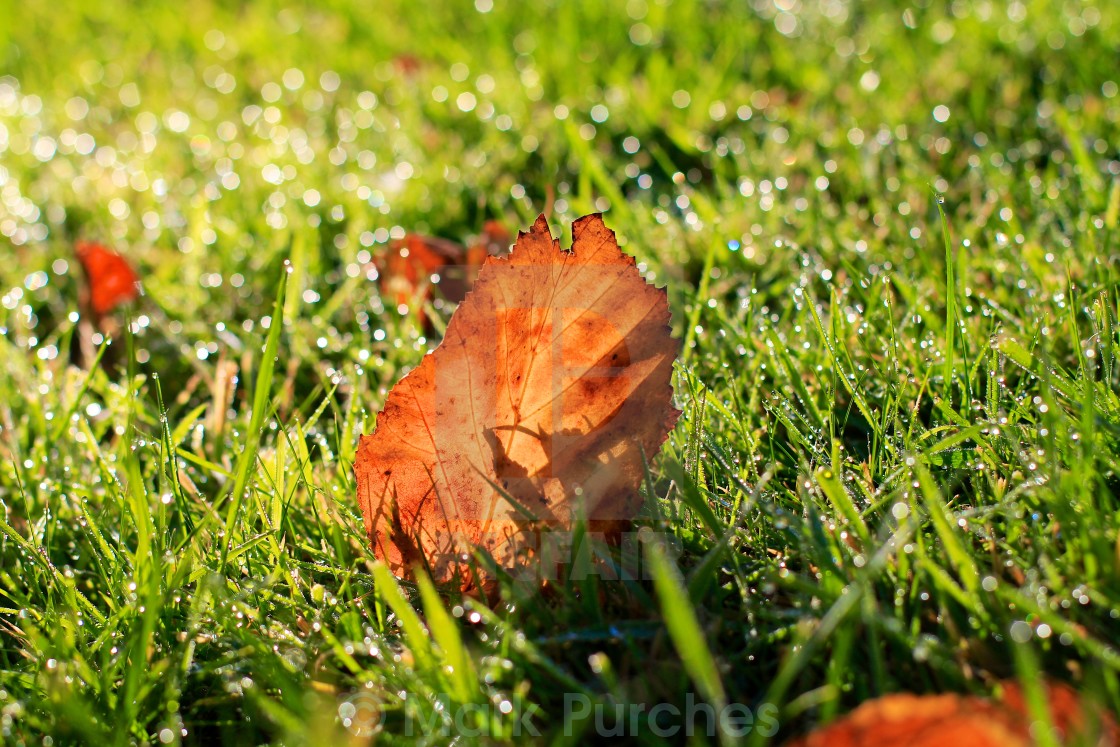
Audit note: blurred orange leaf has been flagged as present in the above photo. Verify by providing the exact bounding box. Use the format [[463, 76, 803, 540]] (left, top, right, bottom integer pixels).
[[377, 222, 510, 322], [788, 681, 1119, 747], [75, 240, 140, 316], [378, 233, 466, 311]]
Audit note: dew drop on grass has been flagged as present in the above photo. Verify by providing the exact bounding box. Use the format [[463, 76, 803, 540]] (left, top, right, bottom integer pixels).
[[1009, 620, 1033, 643]]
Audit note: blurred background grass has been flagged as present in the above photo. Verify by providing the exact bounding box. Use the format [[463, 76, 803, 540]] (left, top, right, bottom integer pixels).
[[1, 0, 1119, 745]]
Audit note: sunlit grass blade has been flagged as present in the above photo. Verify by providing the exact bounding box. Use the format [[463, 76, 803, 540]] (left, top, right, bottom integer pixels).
[[219, 272, 287, 567], [645, 535, 726, 712]]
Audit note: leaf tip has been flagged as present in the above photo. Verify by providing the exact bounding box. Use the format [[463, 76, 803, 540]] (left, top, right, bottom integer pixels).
[[529, 213, 551, 236], [571, 212, 607, 237]]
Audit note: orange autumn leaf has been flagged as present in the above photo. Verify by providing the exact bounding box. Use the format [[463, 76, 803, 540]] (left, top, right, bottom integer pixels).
[[786, 693, 1028, 747], [75, 240, 140, 316], [787, 681, 1119, 747], [354, 214, 679, 589]]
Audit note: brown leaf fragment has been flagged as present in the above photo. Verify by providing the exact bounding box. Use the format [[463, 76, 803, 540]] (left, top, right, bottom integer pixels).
[[354, 213, 679, 590]]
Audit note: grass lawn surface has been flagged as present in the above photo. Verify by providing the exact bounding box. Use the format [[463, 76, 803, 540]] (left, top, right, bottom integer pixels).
[[1, 0, 1119, 744]]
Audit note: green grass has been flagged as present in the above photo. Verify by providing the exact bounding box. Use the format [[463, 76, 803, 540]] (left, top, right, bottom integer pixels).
[[1, 0, 1119, 744]]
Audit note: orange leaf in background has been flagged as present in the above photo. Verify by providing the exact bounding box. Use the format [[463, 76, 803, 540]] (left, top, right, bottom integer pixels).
[[377, 222, 512, 325], [75, 240, 140, 316], [392, 53, 424, 78], [467, 220, 512, 265], [787, 681, 1119, 747], [378, 233, 466, 311], [354, 214, 679, 589]]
